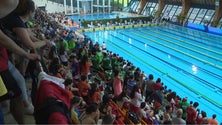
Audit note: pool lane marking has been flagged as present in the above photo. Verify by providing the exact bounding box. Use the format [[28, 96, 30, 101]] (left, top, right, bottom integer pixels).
[[137, 30, 222, 62], [110, 31, 222, 91], [116, 31, 222, 81], [143, 27, 222, 56], [101, 33, 222, 108], [125, 30, 222, 69], [154, 26, 222, 48], [170, 24, 222, 42]]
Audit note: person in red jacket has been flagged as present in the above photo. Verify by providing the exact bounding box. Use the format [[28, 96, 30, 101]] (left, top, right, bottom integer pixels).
[[186, 102, 199, 124]]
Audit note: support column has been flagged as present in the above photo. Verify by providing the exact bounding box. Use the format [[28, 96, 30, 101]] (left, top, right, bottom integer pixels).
[[64, 0, 67, 14], [97, 0, 99, 13], [181, 0, 191, 15], [91, 0, 93, 13], [77, 0, 80, 14], [155, 0, 166, 18], [138, 0, 147, 15], [211, 0, 222, 27], [103, 0, 105, 13], [108, 0, 111, 13], [71, 0, 73, 14]]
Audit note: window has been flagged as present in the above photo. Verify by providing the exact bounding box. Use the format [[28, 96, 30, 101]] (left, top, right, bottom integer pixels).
[[194, 9, 207, 24], [202, 9, 215, 26], [188, 8, 200, 23]]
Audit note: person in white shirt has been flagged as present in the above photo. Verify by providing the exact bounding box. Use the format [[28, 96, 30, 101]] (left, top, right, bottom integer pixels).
[[172, 108, 186, 125], [101, 42, 107, 53]]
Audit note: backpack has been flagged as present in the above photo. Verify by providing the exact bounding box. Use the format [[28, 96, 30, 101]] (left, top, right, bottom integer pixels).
[[127, 112, 140, 124], [34, 97, 70, 124]]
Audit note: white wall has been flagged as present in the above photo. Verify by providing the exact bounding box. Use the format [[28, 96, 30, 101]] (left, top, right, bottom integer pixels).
[[33, 0, 72, 13]]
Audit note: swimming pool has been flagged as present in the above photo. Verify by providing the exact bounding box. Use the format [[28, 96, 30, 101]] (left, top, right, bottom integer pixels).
[[85, 24, 222, 123], [68, 12, 136, 21]]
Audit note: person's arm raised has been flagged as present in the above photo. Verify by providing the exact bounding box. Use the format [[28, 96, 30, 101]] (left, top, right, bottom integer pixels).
[[0, 30, 39, 60], [13, 27, 48, 49]]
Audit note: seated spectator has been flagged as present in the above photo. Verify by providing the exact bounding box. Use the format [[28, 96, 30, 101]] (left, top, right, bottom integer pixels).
[[116, 91, 130, 109], [129, 85, 142, 114], [163, 105, 172, 124], [88, 83, 101, 104], [99, 95, 112, 118], [63, 78, 78, 99], [196, 111, 208, 124], [70, 96, 82, 124], [139, 102, 148, 119], [79, 103, 100, 124], [172, 108, 186, 125], [102, 114, 115, 125]]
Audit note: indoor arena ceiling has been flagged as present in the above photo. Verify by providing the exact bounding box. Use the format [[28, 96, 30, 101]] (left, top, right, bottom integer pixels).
[[191, 0, 215, 6], [163, 0, 216, 6], [158, 0, 216, 7]]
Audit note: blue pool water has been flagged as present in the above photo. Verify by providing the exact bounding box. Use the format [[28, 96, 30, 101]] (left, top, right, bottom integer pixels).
[[68, 13, 130, 21], [85, 24, 222, 123]]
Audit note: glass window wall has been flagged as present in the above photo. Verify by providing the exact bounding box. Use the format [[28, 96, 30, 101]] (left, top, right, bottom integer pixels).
[[202, 9, 215, 26], [188, 8, 200, 23], [194, 9, 207, 24]]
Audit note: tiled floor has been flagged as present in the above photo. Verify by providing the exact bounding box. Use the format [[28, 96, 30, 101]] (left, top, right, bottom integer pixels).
[[2, 79, 35, 124], [1, 100, 35, 124]]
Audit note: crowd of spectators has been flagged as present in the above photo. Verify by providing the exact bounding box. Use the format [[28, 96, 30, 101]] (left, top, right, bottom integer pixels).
[[0, 0, 220, 124]]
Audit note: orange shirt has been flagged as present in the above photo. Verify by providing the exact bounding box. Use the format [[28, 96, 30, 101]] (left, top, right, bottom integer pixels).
[[207, 118, 218, 125], [55, 73, 63, 78], [78, 81, 90, 97], [89, 91, 101, 104], [80, 62, 92, 75], [65, 89, 74, 99]]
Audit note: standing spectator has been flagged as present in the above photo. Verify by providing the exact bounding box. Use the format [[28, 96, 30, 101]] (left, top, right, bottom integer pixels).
[[101, 42, 107, 53], [78, 75, 90, 102], [113, 70, 123, 97], [178, 97, 190, 120], [186, 102, 199, 124], [69, 55, 79, 78], [1, 0, 48, 114], [153, 78, 163, 91], [0, 0, 38, 124], [127, 75, 136, 96], [207, 114, 218, 125], [144, 74, 155, 101], [79, 55, 92, 79]]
